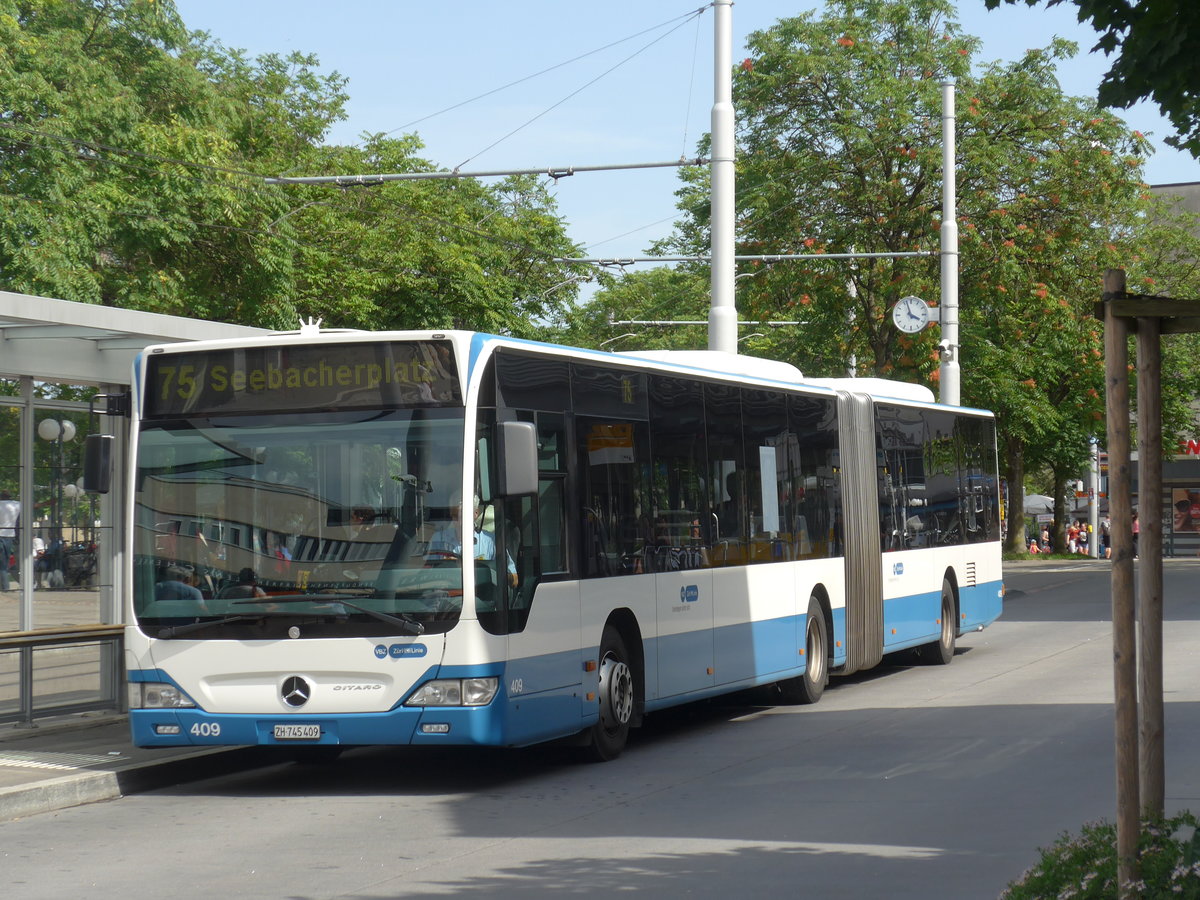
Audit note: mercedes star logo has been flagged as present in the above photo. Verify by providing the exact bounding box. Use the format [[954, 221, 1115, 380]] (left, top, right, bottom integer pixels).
[[281, 675, 311, 707]]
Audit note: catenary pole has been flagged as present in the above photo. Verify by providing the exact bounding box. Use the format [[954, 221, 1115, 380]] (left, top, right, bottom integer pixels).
[[939, 81, 960, 405], [708, 0, 736, 354]]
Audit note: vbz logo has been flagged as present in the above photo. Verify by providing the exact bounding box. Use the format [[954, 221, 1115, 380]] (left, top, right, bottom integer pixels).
[[893, 562, 904, 576], [680, 584, 699, 603]]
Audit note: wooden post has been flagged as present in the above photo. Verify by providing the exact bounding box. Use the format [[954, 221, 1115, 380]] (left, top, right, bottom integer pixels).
[[1103, 268, 1139, 895], [1137, 313, 1165, 818]]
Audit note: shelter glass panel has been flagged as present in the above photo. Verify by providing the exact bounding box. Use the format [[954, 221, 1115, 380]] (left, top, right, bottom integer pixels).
[[32, 404, 100, 626], [0, 403, 20, 625]]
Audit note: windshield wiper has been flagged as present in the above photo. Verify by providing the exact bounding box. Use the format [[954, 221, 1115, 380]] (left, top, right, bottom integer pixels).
[[233, 594, 424, 635], [157, 614, 263, 639]]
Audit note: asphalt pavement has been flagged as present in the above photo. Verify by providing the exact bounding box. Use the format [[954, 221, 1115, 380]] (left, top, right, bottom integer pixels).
[[0, 555, 1180, 825]]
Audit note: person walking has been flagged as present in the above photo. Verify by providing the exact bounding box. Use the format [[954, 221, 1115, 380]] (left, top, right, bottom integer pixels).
[[1132, 511, 1140, 559], [0, 490, 19, 591]]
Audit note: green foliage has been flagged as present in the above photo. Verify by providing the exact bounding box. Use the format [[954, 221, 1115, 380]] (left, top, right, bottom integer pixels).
[[1003, 811, 1200, 899], [285, 147, 585, 335], [985, 0, 1200, 158], [553, 267, 710, 351], [0, 0, 337, 321], [0, 0, 583, 333]]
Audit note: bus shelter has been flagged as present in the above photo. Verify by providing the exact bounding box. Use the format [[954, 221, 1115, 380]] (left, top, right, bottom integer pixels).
[[0, 289, 266, 725]]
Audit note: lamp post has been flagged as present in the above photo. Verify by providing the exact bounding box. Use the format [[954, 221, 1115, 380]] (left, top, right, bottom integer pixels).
[[37, 418, 76, 573]]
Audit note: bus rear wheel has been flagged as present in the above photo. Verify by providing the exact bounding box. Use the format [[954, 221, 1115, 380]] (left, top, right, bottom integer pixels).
[[583, 625, 635, 762], [921, 579, 957, 666], [775, 596, 828, 705]]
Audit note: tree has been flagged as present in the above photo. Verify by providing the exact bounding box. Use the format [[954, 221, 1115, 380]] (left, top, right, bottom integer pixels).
[[0, 0, 350, 325], [273, 136, 585, 335], [555, 266, 711, 351], [984, 0, 1200, 158], [0, 0, 585, 333]]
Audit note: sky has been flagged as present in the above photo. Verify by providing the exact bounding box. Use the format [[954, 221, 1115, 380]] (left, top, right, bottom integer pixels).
[[174, 0, 1199, 280]]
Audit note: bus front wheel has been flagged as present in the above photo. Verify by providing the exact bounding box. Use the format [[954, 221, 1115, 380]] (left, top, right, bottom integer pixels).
[[775, 596, 828, 705], [584, 625, 635, 762]]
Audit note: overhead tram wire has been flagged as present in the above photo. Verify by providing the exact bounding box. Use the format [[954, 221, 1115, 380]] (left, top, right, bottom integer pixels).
[[584, 215, 684, 252], [264, 158, 705, 187], [374, 5, 713, 144], [680, 5, 706, 160], [265, 5, 714, 180], [557, 250, 938, 265], [453, 10, 708, 171]]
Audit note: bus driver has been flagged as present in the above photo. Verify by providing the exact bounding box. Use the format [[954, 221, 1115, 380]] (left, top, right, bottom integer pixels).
[[429, 492, 517, 586]]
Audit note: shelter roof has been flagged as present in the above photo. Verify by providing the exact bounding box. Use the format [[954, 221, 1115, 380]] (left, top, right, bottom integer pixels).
[[0, 290, 268, 385]]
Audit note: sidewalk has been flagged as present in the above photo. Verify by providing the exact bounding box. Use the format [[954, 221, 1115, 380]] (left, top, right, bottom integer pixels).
[[0, 712, 263, 821]]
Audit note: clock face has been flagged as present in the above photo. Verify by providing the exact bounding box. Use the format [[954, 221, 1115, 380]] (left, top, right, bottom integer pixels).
[[892, 297, 929, 333]]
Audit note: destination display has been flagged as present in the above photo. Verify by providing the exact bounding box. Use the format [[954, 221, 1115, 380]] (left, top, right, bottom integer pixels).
[[143, 341, 461, 417]]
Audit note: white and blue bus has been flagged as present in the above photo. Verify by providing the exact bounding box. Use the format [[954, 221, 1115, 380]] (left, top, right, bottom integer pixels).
[[113, 328, 1003, 760]]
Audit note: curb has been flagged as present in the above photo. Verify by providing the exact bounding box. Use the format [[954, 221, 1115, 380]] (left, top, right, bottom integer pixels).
[[0, 770, 121, 821], [0, 746, 272, 822]]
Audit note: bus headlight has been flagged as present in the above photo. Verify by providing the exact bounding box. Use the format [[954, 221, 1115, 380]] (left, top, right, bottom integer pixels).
[[406, 677, 498, 707], [129, 682, 196, 709]]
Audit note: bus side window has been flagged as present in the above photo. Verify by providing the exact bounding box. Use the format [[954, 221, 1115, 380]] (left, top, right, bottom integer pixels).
[[535, 414, 568, 574]]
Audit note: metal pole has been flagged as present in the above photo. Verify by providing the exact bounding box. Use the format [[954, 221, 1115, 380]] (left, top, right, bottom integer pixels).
[[1103, 268, 1139, 896], [708, 0, 736, 354], [939, 81, 960, 405], [1088, 441, 1100, 558]]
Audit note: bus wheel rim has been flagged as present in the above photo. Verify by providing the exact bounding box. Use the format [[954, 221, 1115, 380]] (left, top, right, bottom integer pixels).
[[599, 654, 633, 729], [806, 616, 825, 683]]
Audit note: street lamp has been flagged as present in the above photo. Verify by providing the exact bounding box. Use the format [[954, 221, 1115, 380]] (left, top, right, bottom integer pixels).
[[37, 418, 76, 573]]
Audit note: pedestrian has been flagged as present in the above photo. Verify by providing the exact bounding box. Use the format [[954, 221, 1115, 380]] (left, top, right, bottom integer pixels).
[[1101, 515, 1111, 559], [0, 490, 19, 591], [1132, 512, 1139, 559], [32, 532, 47, 588]]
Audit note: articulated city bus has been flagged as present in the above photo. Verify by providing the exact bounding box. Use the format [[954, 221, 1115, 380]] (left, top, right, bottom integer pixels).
[[108, 327, 1002, 760]]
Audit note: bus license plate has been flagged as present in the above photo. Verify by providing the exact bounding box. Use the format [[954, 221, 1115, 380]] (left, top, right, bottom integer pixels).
[[273, 724, 321, 740]]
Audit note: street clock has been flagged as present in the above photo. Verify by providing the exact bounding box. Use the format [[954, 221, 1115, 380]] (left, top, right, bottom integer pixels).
[[892, 295, 931, 333]]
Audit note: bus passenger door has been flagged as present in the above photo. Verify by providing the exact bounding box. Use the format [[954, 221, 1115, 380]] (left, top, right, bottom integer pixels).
[[482, 413, 585, 746]]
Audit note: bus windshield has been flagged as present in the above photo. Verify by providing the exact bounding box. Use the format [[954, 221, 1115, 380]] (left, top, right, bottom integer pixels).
[[132, 407, 467, 638]]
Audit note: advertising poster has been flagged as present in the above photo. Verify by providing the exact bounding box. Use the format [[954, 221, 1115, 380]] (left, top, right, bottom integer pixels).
[[1171, 488, 1200, 533]]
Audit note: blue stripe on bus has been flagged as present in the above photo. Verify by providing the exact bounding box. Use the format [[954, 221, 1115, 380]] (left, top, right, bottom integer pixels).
[[960, 580, 1004, 631], [881, 578, 1003, 651], [128, 579, 1002, 749]]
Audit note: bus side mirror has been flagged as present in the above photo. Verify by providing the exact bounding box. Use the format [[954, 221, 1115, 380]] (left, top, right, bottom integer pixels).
[[497, 421, 537, 497], [84, 434, 114, 495]]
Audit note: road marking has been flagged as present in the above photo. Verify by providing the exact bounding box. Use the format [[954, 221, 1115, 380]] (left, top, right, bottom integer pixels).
[[0, 750, 127, 771]]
